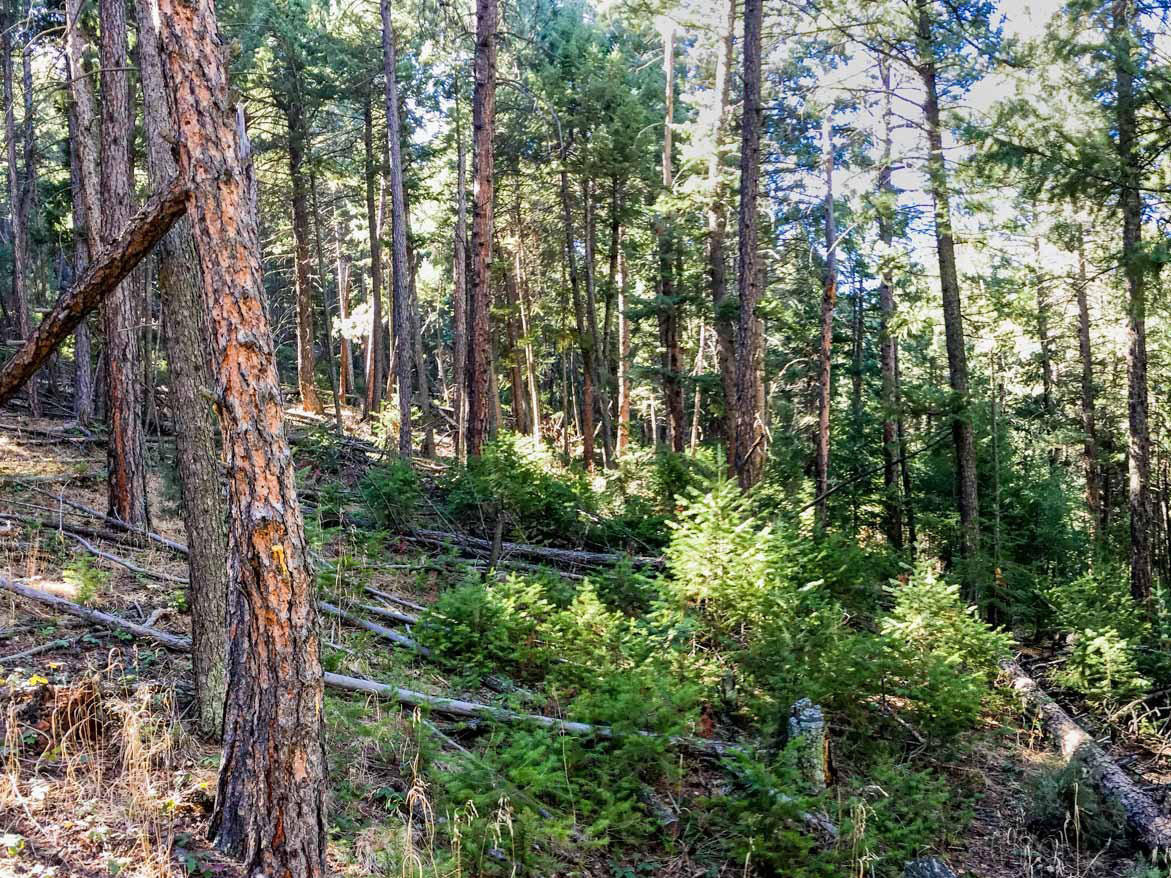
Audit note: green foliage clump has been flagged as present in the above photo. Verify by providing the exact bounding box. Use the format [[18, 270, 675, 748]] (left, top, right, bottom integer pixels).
[[1027, 755, 1127, 849], [359, 459, 421, 530], [64, 556, 111, 606], [1055, 627, 1150, 705]]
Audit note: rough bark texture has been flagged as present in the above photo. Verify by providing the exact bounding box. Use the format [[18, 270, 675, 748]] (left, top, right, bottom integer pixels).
[[0, 181, 187, 406], [1002, 660, 1171, 849], [135, 0, 229, 740], [154, 0, 327, 871], [381, 0, 413, 457], [1113, 0, 1151, 603], [733, 0, 765, 489], [452, 91, 469, 460], [916, 1, 979, 580], [615, 230, 631, 457], [3, 14, 35, 416], [363, 94, 384, 416], [100, 0, 149, 527], [466, 0, 497, 457], [815, 116, 836, 531], [1075, 222, 1101, 537], [708, 0, 737, 465]]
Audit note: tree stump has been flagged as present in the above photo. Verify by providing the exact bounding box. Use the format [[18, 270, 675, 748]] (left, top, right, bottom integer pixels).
[[787, 698, 828, 792]]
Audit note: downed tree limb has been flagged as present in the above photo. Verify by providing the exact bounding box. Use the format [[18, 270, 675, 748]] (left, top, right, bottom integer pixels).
[[0, 178, 188, 405], [407, 527, 662, 570], [1001, 659, 1171, 850], [364, 586, 425, 613], [356, 600, 417, 626], [20, 485, 189, 556], [57, 530, 189, 585], [317, 600, 431, 657], [0, 634, 90, 664], [0, 577, 190, 650]]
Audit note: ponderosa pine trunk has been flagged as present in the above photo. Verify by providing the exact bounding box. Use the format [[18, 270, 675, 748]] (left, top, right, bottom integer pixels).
[[381, 0, 413, 457], [134, 0, 228, 739], [100, 0, 148, 527], [733, 0, 765, 489], [1113, 0, 1151, 603], [452, 86, 469, 460], [282, 80, 323, 415], [916, 0, 980, 584], [1075, 221, 1101, 539], [3, 11, 36, 417], [814, 115, 836, 531], [363, 93, 384, 417], [64, 103, 95, 426], [876, 56, 904, 550], [708, 0, 736, 466], [466, 0, 497, 457], [153, 0, 327, 871], [657, 23, 685, 453]]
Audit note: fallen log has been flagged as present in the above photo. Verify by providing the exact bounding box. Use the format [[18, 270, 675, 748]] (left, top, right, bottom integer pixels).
[[19, 486, 189, 556], [0, 576, 736, 758], [356, 600, 417, 626], [407, 527, 662, 570], [0, 179, 188, 405], [1001, 659, 1171, 850], [317, 600, 430, 657], [57, 530, 188, 585], [364, 586, 425, 613]]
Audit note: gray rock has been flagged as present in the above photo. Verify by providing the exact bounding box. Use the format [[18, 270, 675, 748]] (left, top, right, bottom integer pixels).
[[903, 857, 957, 878], [787, 698, 827, 792]]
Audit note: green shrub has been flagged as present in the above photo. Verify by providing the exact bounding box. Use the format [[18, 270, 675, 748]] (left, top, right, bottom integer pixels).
[[64, 556, 111, 605], [1046, 565, 1149, 645], [1055, 627, 1150, 705], [1027, 755, 1127, 848], [359, 459, 421, 530]]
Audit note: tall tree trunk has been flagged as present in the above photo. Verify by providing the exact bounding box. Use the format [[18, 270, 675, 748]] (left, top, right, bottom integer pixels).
[[309, 172, 343, 431], [560, 169, 594, 468], [100, 0, 148, 527], [657, 23, 684, 453], [814, 115, 836, 530], [1033, 229, 1055, 422], [134, 0, 228, 739], [406, 216, 434, 456], [733, 0, 765, 488], [334, 220, 354, 402], [381, 0, 413, 457], [503, 247, 528, 434], [708, 0, 736, 466], [154, 0, 327, 870], [1075, 220, 1101, 539], [466, 0, 497, 457], [1113, 0, 1151, 602], [876, 56, 904, 550], [362, 93, 384, 416], [452, 86, 469, 460], [916, 0, 980, 584], [3, 13, 35, 416], [512, 194, 540, 443], [282, 82, 323, 415], [690, 322, 705, 454], [582, 178, 615, 465], [65, 104, 95, 426], [616, 240, 631, 456], [851, 274, 864, 530]]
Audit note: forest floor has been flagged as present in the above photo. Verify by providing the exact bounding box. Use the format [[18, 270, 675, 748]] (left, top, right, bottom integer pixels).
[[0, 405, 1166, 877]]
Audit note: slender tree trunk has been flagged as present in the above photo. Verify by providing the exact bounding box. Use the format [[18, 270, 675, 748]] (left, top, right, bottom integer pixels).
[[814, 115, 836, 530], [657, 24, 684, 453], [876, 56, 903, 550], [690, 322, 705, 455], [850, 274, 864, 530], [309, 172, 343, 432], [452, 86, 469, 460], [362, 93, 384, 416], [4, 10, 35, 416], [1075, 220, 1101, 539], [334, 221, 354, 402], [615, 228, 631, 457], [134, 0, 228, 738], [154, 0, 326, 869], [560, 169, 594, 469], [100, 0, 148, 527], [1113, 0, 1151, 602], [582, 178, 615, 465], [916, 1, 980, 584], [503, 246, 528, 434], [466, 0, 497, 457], [733, 0, 765, 488], [282, 83, 323, 415], [1033, 230, 1055, 422], [406, 215, 434, 456], [381, 0, 413, 456], [512, 195, 540, 443], [708, 0, 736, 465]]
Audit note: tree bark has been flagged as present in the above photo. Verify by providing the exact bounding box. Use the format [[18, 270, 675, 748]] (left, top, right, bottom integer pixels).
[[308, 172, 343, 432], [511, 196, 540, 443], [154, 0, 327, 870], [99, 0, 148, 527], [0, 181, 187, 405], [814, 115, 836, 531], [559, 167, 594, 468], [282, 77, 323, 415], [657, 23, 685, 453], [615, 226, 631, 457], [1074, 220, 1101, 539], [3, 12, 35, 416], [362, 93, 384, 417], [1113, 0, 1151, 603], [466, 0, 497, 457], [708, 0, 736, 466], [333, 221, 355, 403], [452, 85, 469, 460], [583, 179, 615, 465], [733, 0, 765, 488], [135, 0, 228, 740], [916, 1, 980, 584], [380, 0, 413, 457]]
